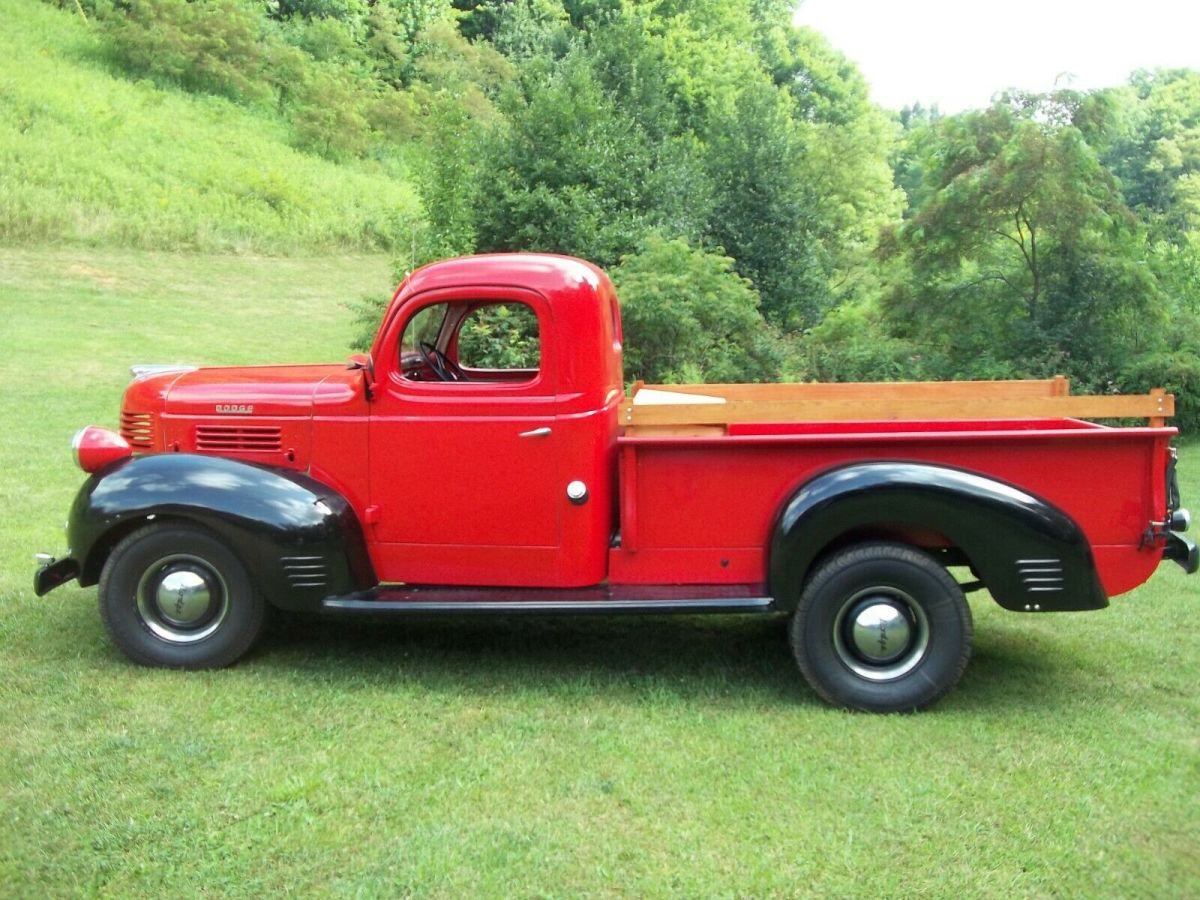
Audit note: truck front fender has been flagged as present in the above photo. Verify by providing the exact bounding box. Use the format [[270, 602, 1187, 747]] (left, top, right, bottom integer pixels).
[[769, 462, 1108, 614], [67, 454, 375, 611]]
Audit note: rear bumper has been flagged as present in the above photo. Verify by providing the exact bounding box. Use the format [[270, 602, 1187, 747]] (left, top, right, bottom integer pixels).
[[1164, 532, 1199, 574], [34, 556, 79, 596]]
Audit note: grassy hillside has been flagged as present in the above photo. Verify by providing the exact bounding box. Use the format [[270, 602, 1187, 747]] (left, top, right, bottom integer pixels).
[[1, 246, 1197, 895], [0, 0, 420, 253]]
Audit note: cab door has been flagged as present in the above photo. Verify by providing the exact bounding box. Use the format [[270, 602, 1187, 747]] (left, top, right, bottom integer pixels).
[[367, 287, 564, 586]]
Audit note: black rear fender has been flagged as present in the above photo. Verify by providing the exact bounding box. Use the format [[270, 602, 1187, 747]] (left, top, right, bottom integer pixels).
[[769, 462, 1107, 614], [68, 454, 375, 611]]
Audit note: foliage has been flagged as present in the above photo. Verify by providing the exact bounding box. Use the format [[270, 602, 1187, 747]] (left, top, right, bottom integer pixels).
[[472, 50, 671, 267], [612, 235, 782, 383], [103, 0, 269, 103], [797, 299, 927, 384], [883, 92, 1166, 390], [1107, 69, 1200, 238], [0, 0, 419, 252], [456, 302, 542, 369]]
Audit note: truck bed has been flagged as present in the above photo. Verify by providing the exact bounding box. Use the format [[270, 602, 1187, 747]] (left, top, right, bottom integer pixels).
[[612, 379, 1176, 598]]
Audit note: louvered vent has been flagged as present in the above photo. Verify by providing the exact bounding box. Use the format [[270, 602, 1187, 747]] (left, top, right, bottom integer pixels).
[[195, 425, 282, 453], [282, 556, 328, 589], [1016, 559, 1064, 593], [120, 411, 155, 448]]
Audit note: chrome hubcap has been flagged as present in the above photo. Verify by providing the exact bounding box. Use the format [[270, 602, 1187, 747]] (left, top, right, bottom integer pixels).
[[833, 588, 929, 681], [136, 554, 229, 644], [849, 601, 912, 664], [155, 570, 211, 626]]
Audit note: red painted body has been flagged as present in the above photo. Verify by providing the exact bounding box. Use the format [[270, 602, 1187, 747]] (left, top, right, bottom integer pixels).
[[116, 254, 1176, 600]]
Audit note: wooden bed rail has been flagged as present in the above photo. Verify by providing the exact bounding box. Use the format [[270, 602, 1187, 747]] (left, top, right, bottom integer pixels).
[[621, 377, 1174, 432]]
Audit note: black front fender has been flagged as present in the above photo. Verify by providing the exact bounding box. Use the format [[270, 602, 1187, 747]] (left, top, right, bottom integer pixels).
[[67, 454, 375, 610], [769, 462, 1107, 613]]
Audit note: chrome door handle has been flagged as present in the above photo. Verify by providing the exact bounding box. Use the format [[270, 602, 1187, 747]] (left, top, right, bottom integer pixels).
[[519, 426, 552, 438]]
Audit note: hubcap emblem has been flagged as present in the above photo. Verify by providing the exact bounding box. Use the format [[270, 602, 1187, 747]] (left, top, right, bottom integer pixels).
[[155, 569, 211, 626], [850, 601, 912, 664]]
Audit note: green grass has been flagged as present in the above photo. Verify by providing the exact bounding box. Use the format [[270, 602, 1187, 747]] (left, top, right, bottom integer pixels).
[[0, 0, 421, 253], [2, 246, 1198, 895]]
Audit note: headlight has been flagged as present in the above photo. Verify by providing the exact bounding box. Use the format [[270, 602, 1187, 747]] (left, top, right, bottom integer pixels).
[[72, 426, 133, 473]]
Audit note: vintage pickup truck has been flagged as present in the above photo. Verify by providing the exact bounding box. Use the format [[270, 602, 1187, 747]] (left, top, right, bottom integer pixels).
[[35, 253, 1197, 711]]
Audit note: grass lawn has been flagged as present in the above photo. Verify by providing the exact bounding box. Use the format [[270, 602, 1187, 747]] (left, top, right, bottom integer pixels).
[[1, 246, 1198, 896]]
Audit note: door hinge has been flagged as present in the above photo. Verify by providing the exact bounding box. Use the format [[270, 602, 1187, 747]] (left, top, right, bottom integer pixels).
[[364, 505, 381, 525]]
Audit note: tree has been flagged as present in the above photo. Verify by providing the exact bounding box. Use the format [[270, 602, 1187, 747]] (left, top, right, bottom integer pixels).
[[612, 235, 782, 384], [883, 92, 1163, 386], [1105, 70, 1200, 237], [471, 49, 674, 266], [104, 0, 269, 103]]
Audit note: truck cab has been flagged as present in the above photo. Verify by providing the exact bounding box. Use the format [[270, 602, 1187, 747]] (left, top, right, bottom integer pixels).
[[362, 254, 624, 588]]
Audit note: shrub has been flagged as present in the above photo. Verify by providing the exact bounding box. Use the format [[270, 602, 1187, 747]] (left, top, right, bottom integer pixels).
[[612, 235, 783, 384], [104, 0, 270, 103]]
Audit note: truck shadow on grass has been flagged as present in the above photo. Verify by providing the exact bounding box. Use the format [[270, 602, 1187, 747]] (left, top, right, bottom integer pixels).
[[247, 611, 1081, 712], [256, 613, 804, 702]]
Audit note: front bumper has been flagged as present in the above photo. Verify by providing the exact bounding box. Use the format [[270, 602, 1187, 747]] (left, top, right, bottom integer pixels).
[[34, 556, 79, 596]]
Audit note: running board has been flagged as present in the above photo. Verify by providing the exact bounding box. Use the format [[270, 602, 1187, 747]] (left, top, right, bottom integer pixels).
[[321, 584, 775, 616]]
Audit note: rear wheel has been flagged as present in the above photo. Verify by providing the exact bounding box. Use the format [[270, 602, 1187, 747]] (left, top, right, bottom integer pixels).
[[99, 523, 266, 668], [790, 542, 972, 712]]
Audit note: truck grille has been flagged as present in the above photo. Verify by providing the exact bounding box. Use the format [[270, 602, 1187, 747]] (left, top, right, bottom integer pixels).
[[195, 425, 282, 453], [1017, 559, 1064, 593], [120, 411, 155, 448]]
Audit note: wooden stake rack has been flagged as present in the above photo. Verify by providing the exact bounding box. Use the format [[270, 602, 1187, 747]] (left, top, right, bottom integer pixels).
[[621, 376, 1174, 435]]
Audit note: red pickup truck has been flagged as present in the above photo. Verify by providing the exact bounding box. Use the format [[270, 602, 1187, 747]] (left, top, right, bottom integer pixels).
[[36, 254, 1197, 711]]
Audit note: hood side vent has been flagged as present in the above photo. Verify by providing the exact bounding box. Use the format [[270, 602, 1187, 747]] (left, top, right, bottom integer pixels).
[[195, 424, 282, 453], [120, 411, 155, 448]]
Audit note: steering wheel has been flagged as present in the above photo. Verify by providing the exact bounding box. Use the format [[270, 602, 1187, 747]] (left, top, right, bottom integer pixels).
[[419, 341, 467, 382]]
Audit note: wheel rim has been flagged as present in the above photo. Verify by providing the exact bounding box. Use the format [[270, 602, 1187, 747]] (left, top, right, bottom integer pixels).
[[832, 587, 929, 681], [135, 554, 230, 644]]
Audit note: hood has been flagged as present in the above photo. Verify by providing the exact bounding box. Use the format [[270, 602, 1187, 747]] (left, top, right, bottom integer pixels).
[[120, 363, 367, 465], [162, 364, 355, 417]]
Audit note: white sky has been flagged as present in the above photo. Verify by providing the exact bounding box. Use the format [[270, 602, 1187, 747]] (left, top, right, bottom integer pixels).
[[794, 0, 1200, 113]]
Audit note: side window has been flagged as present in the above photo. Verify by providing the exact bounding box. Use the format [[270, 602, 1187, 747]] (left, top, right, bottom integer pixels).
[[400, 303, 448, 360], [456, 302, 540, 375]]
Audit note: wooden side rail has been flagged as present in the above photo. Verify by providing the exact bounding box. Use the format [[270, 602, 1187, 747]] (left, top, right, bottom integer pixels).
[[632, 376, 1072, 402], [621, 379, 1174, 431]]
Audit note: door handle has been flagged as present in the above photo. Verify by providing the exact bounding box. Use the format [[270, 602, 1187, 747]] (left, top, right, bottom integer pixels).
[[519, 426, 552, 438]]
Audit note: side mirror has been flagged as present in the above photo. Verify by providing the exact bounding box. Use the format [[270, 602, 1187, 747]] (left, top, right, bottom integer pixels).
[[346, 352, 376, 400]]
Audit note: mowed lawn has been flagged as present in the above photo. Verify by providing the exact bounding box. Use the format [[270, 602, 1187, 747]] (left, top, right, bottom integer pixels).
[[1, 246, 1197, 896]]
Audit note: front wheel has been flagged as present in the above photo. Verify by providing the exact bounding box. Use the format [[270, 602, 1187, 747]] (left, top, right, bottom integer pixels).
[[98, 523, 266, 668], [790, 542, 973, 712]]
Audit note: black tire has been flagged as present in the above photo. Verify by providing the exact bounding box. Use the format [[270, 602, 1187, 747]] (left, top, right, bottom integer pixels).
[[98, 523, 266, 669], [789, 542, 972, 712]]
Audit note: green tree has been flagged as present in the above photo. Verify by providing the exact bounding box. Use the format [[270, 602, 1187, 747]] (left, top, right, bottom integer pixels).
[[612, 235, 783, 384], [1106, 70, 1200, 237], [883, 92, 1163, 386], [104, 0, 268, 102], [416, 97, 483, 263], [289, 65, 371, 159], [704, 26, 900, 329], [472, 50, 668, 266]]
